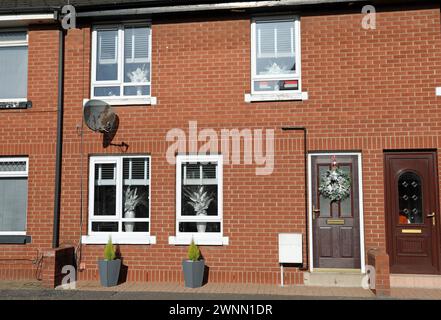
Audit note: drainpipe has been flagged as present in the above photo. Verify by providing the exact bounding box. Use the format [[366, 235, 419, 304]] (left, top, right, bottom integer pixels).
[[52, 23, 65, 249], [281, 126, 308, 271]]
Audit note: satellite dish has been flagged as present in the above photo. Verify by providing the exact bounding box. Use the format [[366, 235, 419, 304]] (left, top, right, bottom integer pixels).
[[83, 99, 117, 133]]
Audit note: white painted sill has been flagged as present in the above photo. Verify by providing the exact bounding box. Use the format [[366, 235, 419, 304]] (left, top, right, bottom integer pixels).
[[86, 97, 157, 106], [82, 233, 156, 245], [169, 235, 229, 246], [244, 92, 308, 103]]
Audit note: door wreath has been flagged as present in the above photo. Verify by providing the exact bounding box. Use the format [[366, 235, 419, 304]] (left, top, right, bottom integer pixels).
[[319, 167, 351, 202]]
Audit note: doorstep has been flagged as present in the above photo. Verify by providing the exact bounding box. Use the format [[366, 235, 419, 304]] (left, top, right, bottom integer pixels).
[[303, 270, 365, 288]]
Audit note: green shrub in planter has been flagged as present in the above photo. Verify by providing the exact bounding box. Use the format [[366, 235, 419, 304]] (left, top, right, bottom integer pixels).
[[98, 237, 121, 287], [182, 240, 205, 288]]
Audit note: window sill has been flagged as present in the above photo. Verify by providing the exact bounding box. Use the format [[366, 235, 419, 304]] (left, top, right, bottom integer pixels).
[[85, 97, 157, 106], [0, 235, 31, 244], [244, 92, 308, 103], [169, 235, 229, 246], [81, 233, 156, 245]]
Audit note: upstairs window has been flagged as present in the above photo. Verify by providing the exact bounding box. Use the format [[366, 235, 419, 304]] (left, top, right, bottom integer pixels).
[[0, 31, 28, 101], [91, 24, 151, 101], [251, 17, 300, 94]]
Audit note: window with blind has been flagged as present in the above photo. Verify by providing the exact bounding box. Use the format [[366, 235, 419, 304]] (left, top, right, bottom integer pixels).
[[251, 17, 300, 94], [174, 155, 224, 244], [0, 31, 28, 101], [92, 24, 151, 100], [0, 158, 28, 234], [89, 156, 150, 236]]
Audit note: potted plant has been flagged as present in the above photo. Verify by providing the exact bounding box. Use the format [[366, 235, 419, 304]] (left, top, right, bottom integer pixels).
[[182, 239, 205, 288], [183, 186, 214, 233], [124, 186, 147, 232], [98, 237, 121, 287]]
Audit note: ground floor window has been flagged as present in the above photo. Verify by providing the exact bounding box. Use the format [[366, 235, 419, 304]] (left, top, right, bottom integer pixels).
[[0, 158, 28, 235], [83, 155, 154, 244], [169, 154, 228, 245]]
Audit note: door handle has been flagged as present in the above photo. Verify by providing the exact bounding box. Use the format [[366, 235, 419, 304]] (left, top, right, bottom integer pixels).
[[427, 212, 436, 226], [312, 206, 320, 220]]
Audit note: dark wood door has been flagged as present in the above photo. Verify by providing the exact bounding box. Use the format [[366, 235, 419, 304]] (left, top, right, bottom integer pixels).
[[384, 152, 440, 274], [311, 155, 361, 269]]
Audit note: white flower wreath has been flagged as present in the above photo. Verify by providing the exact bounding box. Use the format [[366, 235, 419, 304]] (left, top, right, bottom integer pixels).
[[318, 168, 351, 202]]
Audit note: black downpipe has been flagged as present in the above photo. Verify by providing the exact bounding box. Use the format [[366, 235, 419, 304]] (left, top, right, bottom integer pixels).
[[281, 126, 308, 270], [52, 27, 65, 249]]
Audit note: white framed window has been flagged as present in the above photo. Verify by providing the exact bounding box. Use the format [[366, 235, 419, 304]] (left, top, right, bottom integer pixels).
[[82, 155, 156, 244], [169, 154, 228, 246], [0, 157, 28, 235], [0, 30, 28, 101], [250, 16, 301, 95], [91, 23, 153, 105]]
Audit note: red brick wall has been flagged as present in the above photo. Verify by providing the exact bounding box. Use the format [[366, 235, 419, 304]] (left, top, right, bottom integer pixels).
[[2, 4, 441, 285], [0, 26, 59, 280]]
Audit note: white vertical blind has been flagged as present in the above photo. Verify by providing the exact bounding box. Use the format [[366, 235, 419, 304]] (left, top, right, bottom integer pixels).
[[98, 29, 118, 64], [124, 26, 149, 63], [0, 31, 27, 100], [257, 21, 295, 58]]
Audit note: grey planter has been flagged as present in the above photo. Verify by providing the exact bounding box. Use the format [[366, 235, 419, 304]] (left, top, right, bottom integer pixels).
[[182, 259, 205, 288], [98, 259, 121, 287]]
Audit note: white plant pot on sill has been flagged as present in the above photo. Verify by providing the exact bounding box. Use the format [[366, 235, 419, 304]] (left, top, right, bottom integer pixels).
[[124, 210, 135, 232], [196, 213, 207, 233]]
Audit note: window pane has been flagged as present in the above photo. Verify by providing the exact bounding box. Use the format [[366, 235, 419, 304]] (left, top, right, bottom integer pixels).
[[123, 158, 149, 220], [0, 161, 26, 172], [398, 172, 423, 224], [94, 86, 120, 97], [182, 185, 218, 216], [96, 29, 118, 81], [253, 79, 298, 92], [92, 221, 118, 232], [123, 222, 148, 232], [340, 165, 353, 217], [124, 26, 150, 84], [123, 185, 149, 218], [255, 20, 295, 76], [0, 31, 26, 42], [123, 85, 150, 96], [94, 163, 116, 216], [179, 222, 221, 233], [0, 46, 27, 99], [0, 177, 27, 232]]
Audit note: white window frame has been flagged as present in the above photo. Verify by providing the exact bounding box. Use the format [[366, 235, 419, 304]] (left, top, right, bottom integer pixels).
[[246, 16, 307, 102], [82, 155, 156, 244], [91, 23, 154, 106], [0, 157, 28, 236], [169, 154, 228, 246], [0, 29, 28, 103]]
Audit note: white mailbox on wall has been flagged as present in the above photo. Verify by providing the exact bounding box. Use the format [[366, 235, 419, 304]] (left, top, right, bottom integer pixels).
[[278, 233, 302, 264]]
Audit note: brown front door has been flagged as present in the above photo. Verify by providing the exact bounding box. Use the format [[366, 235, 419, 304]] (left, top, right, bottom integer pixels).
[[385, 152, 440, 274], [311, 154, 361, 269]]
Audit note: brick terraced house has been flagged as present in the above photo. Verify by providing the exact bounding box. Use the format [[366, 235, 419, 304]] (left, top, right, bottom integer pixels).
[[0, 0, 440, 295]]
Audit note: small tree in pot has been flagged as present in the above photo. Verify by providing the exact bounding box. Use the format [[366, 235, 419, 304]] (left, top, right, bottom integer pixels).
[[98, 237, 121, 287], [182, 240, 205, 288]]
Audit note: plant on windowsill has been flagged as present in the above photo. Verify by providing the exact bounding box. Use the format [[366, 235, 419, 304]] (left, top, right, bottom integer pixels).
[[183, 186, 214, 233], [98, 237, 121, 287], [127, 64, 148, 96], [182, 239, 205, 288], [124, 186, 147, 232]]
